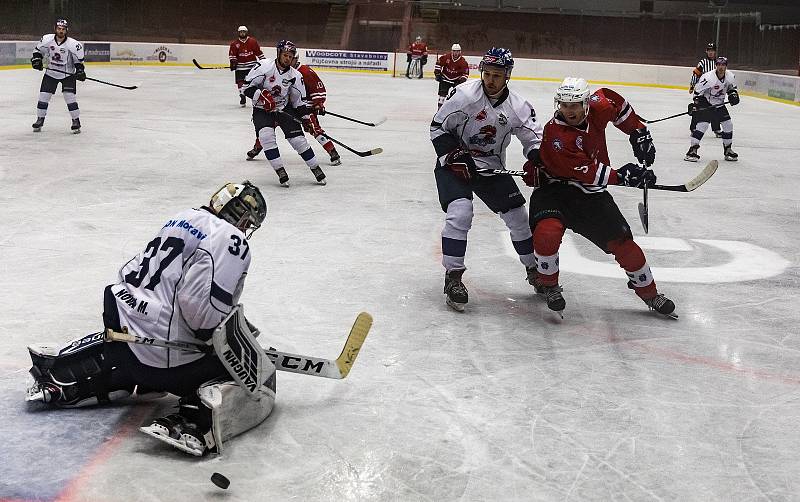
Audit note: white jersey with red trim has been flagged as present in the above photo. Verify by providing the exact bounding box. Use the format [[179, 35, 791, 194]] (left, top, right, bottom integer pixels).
[[694, 69, 737, 106], [34, 34, 84, 80], [242, 59, 307, 112], [111, 208, 250, 368], [430, 79, 543, 173]]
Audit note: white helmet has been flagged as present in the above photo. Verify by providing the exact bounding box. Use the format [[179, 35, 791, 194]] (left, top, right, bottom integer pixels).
[[238, 25, 248, 32], [451, 43, 461, 51], [554, 77, 590, 112], [209, 181, 267, 238]]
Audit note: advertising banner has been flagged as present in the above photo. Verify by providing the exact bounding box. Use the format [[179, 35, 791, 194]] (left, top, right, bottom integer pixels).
[[0, 43, 15, 65], [304, 49, 389, 71], [84, 43, 110, 62]]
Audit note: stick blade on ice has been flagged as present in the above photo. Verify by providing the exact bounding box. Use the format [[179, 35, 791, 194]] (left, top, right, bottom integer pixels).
[[335, 312, 373, 379]]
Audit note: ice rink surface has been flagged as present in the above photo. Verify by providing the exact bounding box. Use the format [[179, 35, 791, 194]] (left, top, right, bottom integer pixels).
[[1, 65, 798, 501]]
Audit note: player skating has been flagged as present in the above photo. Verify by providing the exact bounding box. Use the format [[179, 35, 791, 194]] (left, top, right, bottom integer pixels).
[[30, 19, 85, 133], [430, 47, 543, 312], [248, 53, 341, 166], [685, 56, 740, 163], [229, 25, 265, 107], [25, 182, 276, 456], [522, 77, 676, 318], [241, 40, 326, 186], [434, 43, 469, 109]]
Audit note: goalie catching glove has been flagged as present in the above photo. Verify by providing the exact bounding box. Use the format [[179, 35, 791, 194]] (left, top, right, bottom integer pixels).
[[443, 147, 477, 182]]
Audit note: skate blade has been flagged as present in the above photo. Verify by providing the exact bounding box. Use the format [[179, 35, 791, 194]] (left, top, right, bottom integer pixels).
[[724, 157, 738, 162], [316, 179, 327, 186], [655, 310, 679, 320], [25, 386, 46, 403], [32, 128, 42, 133], [139, 425, 205, 456], [331, 159, 341, 166], [280, 182, 290, 188], [446, 298, 466, 312], [72, 129, 81, 134], [684, 157, 699, 162]]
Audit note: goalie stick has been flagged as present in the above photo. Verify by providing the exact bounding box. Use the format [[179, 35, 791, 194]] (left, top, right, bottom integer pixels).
[[106, 312, 373, 379], [278, 110, 383, 157], [43, 66, 138, 90], [192, 59, 228, 70], [475, 160, 718, 193]]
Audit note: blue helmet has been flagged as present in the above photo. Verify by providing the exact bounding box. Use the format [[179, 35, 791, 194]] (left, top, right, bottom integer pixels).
[[276, 39, 297, 57], [479, 47, 514, 77]]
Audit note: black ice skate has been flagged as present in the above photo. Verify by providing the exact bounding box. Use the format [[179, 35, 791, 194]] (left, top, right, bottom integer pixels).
[[527, 267, 566, 317], [32, 117, 45, 132], [275, 167, 290, 187], [330, 149, 341, 166], [311, 166, 327, 185], [246, 144, 263, 160], [684, 145, 700, 162], [139, 412, 209, 456], [71, 118, 81, 134], [643, 293, 678, 319], [444, 269, 468, 312], [724, 145, 738, 162], [239, 94, 247, 107]]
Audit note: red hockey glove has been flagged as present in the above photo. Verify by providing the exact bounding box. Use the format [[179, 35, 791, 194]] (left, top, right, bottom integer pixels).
[[522, 160, 541, 187], [302, 117, 315, 135], [444, 148, 477, 182], [254, 89, 276, 112]]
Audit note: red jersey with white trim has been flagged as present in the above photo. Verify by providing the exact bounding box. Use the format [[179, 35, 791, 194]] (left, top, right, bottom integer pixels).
[[295, 64, 327, 107], [434, 53, 469, 84], [539, 88, 644, 194], [229, 36, 264, 71], [407, 42, 428, 58]]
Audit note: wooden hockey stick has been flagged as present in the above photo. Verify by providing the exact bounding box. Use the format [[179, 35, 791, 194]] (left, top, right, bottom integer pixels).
[[43, 66, 138, 90], [322, 110, 386, 127], [474, 160, 718, 193], [637, 101, 730, 124], [192, 59, 228, 70], [106, 312, 373, 379], [278, 110, 383, 157]]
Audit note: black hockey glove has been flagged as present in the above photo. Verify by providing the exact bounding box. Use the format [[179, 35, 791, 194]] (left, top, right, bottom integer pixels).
[[74, 63, 86, 82], [443, 147, 477, 182], [230, 60, 237, 71], [31, 53, 43, 71], [421, 56, 428, 66], [629, 127, 655, 167], [435, 73, 442, 82], [406, 54, 412, 63], [616, 163, 656, 189], [727, 89, 740, 105]]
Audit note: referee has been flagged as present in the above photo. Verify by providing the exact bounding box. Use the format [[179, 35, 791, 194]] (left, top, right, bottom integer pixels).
[[689, 42, 722, 137]]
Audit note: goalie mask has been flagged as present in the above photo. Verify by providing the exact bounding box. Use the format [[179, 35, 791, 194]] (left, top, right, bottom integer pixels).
[[209, 181, 267, 238]]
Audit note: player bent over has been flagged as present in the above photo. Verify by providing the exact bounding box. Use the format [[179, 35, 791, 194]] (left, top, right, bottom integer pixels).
[[431, 47, 543, 312], [25, 182, 276, 456], [229, 25, 265, 107], [522, 78, 676, 318], [434, 43, 469, 109], [248, 52, 341, 166], [685, 56, 740, 163], [30, 19, 86, 133], [242, 40, 326, 187]]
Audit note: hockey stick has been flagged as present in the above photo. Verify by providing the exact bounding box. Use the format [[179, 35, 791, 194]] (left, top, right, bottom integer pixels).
[[475, 159, 718, 192], [43, 66, 138, 90], [638, 175, 649, 234], [106, 312, 373, 379], [192, 59, 228, 70], [637, 101, 730, 124], [323, 110, 386, 127], [278, 110, 383, 157]]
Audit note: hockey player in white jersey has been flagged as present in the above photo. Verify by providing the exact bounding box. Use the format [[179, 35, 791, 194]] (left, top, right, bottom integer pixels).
[[685, 56, 740, 162], [241, 39, 326, 187], [30, 19, 85, 133], [25, 181, 277, 456], [430, 47, 543, 311]]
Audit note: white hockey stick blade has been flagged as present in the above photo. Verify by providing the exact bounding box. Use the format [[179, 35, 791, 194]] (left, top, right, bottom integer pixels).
[[683, 159, 719, 192]]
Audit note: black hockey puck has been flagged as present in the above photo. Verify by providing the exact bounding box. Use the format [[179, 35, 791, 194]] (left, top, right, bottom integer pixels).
[[211, 472, 230, 489]]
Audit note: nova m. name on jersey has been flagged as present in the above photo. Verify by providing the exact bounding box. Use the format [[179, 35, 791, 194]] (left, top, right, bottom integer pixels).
[[164, 219, 207, 240]]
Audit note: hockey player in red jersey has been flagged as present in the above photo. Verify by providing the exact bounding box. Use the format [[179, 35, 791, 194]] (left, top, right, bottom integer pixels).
[[522, 77, 676, 318], [229, 26, 265, 106], [406, 35, 428, 79], [434, 43, 470, 109]]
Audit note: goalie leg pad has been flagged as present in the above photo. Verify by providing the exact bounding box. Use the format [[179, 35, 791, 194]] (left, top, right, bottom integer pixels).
[[197, 374, 276, 455]]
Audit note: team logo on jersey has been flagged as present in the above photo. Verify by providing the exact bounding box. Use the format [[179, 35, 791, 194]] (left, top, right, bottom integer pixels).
[[590, 95, 600, 102], [475, 109, 487, 121], [282, 77, 296, 86], [269, 76, 275, 83], [498, 113, 508, 126], [552, 138, 563, 151], [468, 125, 497, 147], [576, 136, 583, 149]]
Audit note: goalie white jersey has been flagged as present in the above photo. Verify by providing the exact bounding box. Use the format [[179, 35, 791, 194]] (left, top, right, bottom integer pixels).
[[430, 79, 543, 172], [110, 208, 250, 368], [694, 69, 737, 106], [35, 34, 85, 80], [241, 59, 307, 112]]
